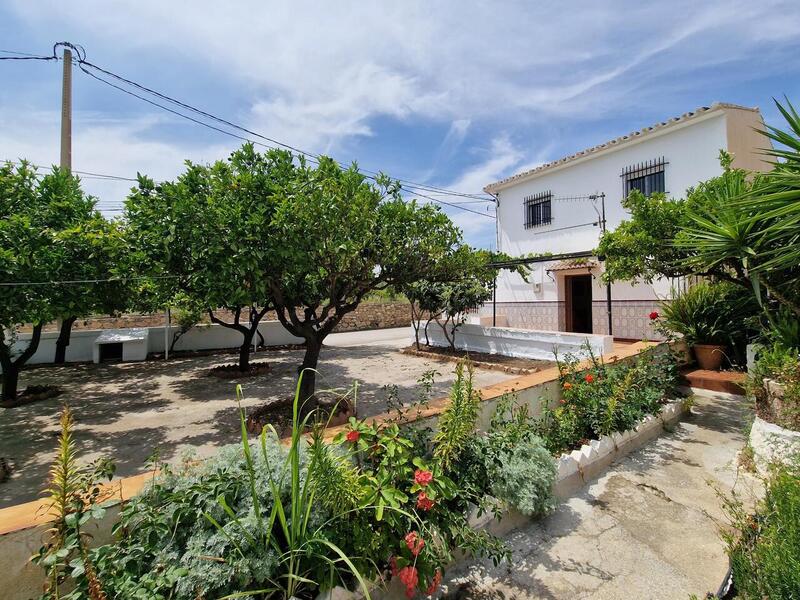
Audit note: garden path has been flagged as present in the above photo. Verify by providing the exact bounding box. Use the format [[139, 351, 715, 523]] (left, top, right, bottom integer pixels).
[[441, 390, 760, 599]]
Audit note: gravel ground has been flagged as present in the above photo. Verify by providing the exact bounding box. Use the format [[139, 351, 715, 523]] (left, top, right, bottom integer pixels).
[[0, 329, 517, 507]]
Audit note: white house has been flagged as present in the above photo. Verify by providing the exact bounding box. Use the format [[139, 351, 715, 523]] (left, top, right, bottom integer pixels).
[[481, 103, 770, 340]]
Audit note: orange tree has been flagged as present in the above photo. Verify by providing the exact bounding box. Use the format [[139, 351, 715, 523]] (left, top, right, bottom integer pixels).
[[124, 145, 295, 371], [0, 162, 119, 402], [265, 154, 462, 409]]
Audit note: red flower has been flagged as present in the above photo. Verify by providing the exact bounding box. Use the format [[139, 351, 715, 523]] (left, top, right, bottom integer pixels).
[[404, 531, 425, 556], [649, 311, 660, 320], [559, 398, 566, 405], [345, 429, 360, 443], [416, 492, 434, 511], [584, 374, 594, 384], [389, 555, 399, 577], [426, 569, 443, 596], [398, 566, 419, 598], [414, 469, 433, 486], [563, 382, 573, 390]]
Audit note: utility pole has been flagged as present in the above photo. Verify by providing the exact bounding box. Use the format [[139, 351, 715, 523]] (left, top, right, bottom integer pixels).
[[60, 47, 72, 171]]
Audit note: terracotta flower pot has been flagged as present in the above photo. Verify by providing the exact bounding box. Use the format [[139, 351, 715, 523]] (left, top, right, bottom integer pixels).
[[694, 344, 726, 371]]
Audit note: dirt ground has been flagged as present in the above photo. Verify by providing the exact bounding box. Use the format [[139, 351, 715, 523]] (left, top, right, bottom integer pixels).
[[0, 336, 517, 507]]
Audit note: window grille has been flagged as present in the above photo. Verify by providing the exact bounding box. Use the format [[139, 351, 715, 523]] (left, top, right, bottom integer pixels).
[[524, 191, 552, 229], [621, 157, 667, 197]]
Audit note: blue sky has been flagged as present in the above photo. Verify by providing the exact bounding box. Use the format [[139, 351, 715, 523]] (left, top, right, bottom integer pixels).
[[2, 0, 800, 248]]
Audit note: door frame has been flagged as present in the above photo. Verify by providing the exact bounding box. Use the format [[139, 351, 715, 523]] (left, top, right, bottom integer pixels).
[[564, 273, 593, 334]]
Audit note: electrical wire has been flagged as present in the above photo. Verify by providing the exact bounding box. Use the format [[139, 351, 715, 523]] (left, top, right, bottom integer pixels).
[[0, 275, 179, 287], [3, 43, 496, 216]]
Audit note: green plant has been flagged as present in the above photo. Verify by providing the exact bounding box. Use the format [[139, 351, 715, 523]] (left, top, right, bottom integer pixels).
[[746, 344, 800, 430], [534, 346, 680, 454], [720, 464, 800, 599], [656, 281, 758, 350], [485, 436, 556, 517], [33, 404, 115, 600], [433, 361, 481, 468]]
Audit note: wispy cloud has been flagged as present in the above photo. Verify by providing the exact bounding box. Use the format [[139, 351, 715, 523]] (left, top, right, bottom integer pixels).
[[2, 0, 799, 246]]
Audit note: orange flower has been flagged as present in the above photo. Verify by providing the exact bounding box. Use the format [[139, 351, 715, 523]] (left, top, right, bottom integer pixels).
[[414, 469, 433, 486], [404, 531, 424, 556], [416, 492, 434, 511], [426, 570, 443, 596], [563, 382, 573, 390]]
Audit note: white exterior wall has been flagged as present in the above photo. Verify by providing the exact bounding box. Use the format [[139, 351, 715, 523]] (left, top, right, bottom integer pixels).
[[485, 109, 748, 339], [494, 110, 729, 303], [1, 321, 304, 370]]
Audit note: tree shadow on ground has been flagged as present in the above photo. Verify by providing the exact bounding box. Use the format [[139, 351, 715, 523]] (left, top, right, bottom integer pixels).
[[0, 345, 514, 508]]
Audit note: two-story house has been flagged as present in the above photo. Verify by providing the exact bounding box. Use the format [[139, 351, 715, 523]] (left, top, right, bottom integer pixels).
[[482, 103, 770, 340]]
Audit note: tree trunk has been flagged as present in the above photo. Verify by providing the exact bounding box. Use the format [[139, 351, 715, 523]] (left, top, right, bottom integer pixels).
[[1, 366, 19, 404], [0, 323, 43, 404], [297, 337, 322, 416], [54, 316, 77, 364], [238, 328, 257, 372]]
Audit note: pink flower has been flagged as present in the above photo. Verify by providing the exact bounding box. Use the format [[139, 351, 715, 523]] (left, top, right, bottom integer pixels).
[[389, 555, 399, 577], [584, 374, 594, 384], [426, 570, 443, 596], [649, 311, 660, 320], [416, 492, 434, 511], [345, 429, 360, 443], [414, 469, 433, 486], [404, 531, 424, 557], [398, 566, 419, 598]]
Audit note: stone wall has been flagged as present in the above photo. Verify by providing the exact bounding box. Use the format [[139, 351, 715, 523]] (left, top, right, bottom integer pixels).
[[27, 302, 412, 335]]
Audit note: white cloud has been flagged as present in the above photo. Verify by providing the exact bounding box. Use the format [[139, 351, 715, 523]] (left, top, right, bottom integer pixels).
[[7, 0, 800, 153], [0, 110, 232, 211], [3, 0, 800, 247]]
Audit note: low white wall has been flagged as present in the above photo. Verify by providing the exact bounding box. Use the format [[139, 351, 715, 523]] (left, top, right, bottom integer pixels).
[[421, 322, 613, 361], [1, 321, 304, 370]]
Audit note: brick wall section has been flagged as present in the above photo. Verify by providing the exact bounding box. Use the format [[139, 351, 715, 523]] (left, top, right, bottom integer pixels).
[[26, 302, 413, 334]]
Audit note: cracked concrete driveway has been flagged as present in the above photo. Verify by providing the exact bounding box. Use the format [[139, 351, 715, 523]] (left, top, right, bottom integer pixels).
[[442, 390, 760, 600]]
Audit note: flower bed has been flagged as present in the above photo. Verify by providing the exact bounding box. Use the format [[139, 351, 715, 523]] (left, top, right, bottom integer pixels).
[[13, 344, 684, 600]]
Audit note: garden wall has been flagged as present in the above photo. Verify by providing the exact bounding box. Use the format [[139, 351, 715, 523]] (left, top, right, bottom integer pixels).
[[1, 321, 305, 369], [0, 341, 665, 599], [424, 322, 614, 361]]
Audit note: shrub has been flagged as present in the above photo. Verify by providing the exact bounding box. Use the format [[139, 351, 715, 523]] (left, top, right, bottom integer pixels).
[[485, 436, 556, 517], [459, 396, 557, 517], [534, 347, 680, 454], [722, 464, 800, 599], [656, 281, 758, 355], [747, 344, 800, 430]]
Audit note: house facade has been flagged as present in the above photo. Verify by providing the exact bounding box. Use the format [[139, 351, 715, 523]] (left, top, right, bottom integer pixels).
[[482, 103, 770, 340]]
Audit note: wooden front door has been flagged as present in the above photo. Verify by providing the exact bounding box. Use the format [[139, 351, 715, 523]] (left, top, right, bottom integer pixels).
[[565, 274, 593, 334]]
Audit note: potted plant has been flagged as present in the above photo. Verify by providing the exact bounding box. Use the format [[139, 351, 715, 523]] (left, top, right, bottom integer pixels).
[[656, 282, 754, 371]]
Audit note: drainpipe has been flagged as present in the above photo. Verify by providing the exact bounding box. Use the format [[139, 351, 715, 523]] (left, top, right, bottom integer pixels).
[[492, 275, 497, 327], [599, 193, 613, 336]]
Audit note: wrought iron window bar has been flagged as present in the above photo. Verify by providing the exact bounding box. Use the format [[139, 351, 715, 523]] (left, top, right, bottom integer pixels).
[[523, 190, 552, 229]]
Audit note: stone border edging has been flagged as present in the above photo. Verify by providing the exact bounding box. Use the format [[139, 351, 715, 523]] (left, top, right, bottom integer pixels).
[[398, 346, 537, 375]]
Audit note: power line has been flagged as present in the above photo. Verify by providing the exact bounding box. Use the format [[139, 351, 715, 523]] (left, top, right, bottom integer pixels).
[[0, 275, 179, 287], [77, 55, 495, 202], [3, 43, 496, 216]]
